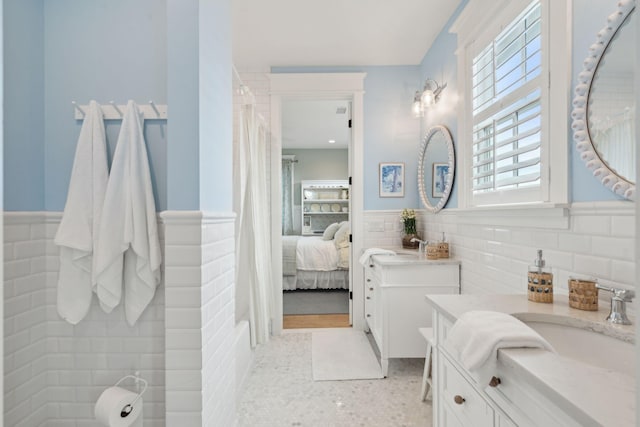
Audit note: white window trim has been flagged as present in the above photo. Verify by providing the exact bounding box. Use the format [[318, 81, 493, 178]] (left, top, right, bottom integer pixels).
[[451, 0, 570, 210]]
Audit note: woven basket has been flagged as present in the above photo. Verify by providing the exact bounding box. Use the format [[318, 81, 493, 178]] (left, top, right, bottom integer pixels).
[[527, 271, 553, 303], [568, 279, 598, 311], [426, 244, 439, 260], [437, 242, 449, 259]]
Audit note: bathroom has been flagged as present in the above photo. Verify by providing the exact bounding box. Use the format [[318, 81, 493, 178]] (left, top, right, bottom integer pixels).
[[2, 0, 637, 426]]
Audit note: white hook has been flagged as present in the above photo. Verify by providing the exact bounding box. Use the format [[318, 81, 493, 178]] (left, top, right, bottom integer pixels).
[[110, 101, 123, 117], [149, 100, 160, 117], [71, 101, 85, 116]]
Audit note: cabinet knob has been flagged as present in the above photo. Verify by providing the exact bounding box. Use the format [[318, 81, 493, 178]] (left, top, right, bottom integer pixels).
[[369, 287, 374, 291], [367, 279, 371, 282], [366, 314, 371, 318], [489, 376, 501, 387], [453, 395, 465, 405], [369, 264, 374, 268], [366, 296, 371, 300]]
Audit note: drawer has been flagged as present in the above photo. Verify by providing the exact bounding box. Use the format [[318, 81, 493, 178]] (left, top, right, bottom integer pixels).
[[380, 263, 459, 285], [439, 355, 493, 427]]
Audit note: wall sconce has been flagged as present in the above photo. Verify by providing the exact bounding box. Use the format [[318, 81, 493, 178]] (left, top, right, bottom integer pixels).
[[413, 78, 447, 117]]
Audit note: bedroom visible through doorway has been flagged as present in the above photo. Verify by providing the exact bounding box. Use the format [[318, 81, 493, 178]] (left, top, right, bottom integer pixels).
[[281, 99, 352, 329]]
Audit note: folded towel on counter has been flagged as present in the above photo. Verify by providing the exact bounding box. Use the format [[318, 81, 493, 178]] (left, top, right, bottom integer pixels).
[[445, 311, 555, 386], [54, 100, 108, 324], [358, 248, 396, 266], [95, 100, 161, 326]]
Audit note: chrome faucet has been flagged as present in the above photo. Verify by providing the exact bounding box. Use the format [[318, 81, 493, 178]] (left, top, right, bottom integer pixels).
[[596, 284, 635, 325], [410, 237, 427, 253]]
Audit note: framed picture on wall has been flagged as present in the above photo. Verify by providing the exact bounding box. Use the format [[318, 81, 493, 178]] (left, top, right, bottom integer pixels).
[[379, 162, 405, 197], [432, 163, 449, 198]]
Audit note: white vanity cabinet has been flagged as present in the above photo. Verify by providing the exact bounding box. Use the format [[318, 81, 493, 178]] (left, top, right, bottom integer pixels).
[[432, 312, 518, 427], [430, 305, 598, 427], [363, 255, 459, 376]]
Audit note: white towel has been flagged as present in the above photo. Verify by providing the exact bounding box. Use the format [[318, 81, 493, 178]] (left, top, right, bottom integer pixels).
[[358, 248, 396, 266], [445, 311, 555, 386], [54, 101, 108, 324], [95, 100, 161, 326]]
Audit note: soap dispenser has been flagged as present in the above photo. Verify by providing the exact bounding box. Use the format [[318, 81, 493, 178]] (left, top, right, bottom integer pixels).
[[527, 250, 553, 303]]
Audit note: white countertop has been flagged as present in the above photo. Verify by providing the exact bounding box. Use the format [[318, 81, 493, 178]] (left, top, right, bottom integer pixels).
[[366, 247, 461, 267], [426, 294, 635, 426]]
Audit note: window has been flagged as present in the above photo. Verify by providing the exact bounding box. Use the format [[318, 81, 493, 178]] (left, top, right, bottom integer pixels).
[[452, 0, 569, 208]]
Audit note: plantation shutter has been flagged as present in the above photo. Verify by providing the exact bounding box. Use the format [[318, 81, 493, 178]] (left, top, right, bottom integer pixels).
[[471, 1, 543, 195]]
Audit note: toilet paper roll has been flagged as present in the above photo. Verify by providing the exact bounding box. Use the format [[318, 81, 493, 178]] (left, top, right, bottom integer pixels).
[[95, 386, 143, 427]]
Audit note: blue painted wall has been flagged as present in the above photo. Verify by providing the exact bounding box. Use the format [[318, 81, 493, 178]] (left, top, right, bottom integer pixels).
[[197, 0, 232, 212], [418, 0, 467, 209], [272, 66, 422, 211], [418, 0, 628, 206], [4, 0, 45, 211], [5, 0, 233, 212], [43, 0, 168, 212], [570, 0, 626, 201]]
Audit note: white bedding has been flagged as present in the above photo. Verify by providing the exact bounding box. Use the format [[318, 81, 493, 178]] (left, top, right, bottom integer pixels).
[[282, 235, 350, 290], [296, 236, 339, 271]]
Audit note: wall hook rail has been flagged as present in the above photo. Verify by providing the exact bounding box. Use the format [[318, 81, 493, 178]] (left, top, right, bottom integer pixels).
[[72, 100, 168, 120], [71, 101, 85, 116], [109, 101, 123, 117], [149, 100, 160, 117]]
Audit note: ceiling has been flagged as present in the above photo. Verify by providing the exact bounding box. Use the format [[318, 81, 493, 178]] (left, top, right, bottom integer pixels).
[[232, 0, 462, 150], [282, 100, 350, 149], [232, 0, 462, 68]]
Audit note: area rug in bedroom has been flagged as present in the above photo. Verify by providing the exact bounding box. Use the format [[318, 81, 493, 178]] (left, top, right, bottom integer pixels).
[[283, 290, 349, 315], [311, 329, 384, 381]]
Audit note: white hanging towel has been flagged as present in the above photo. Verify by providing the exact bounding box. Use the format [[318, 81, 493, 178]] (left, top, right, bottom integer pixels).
[[95, 100, 161, 326], [54, 100, 108, 324]]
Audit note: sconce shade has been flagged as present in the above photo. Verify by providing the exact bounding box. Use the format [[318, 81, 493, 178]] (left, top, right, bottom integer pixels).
[[412, 91, 424, 117], [412, 78, 447, 116], [421, 89, 436, 108]]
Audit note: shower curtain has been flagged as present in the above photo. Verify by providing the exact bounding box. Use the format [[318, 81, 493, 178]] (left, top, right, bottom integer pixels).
[[236, 102, 273, 347], [282, 158, 295, 235]]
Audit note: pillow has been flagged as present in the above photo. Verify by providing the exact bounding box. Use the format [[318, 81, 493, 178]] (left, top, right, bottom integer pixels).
[[334, 222, 350, 249], [322, 222, 341, 240]]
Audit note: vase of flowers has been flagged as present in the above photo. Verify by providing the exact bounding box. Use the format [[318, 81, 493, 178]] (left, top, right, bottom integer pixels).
[[401, 208, 421, 249]]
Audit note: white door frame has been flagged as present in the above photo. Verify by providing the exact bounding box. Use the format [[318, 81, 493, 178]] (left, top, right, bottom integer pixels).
[[269, 72, 366, 335]]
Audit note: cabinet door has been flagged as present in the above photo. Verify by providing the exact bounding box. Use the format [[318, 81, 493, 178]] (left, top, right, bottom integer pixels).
[[496, 412, 517, 427], [439, 354, 494, 427], [441, 404, 466, 427], [386, 285, 458, 358]]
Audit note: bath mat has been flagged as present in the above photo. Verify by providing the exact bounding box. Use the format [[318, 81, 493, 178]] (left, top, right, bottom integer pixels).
[[311, 329, 383, 381]]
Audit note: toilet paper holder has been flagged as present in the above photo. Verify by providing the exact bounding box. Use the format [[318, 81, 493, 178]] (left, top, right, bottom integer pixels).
[[114, 375, 148, 418]]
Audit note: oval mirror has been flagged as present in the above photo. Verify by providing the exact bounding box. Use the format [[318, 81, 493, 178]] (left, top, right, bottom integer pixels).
[[572, 1, 635, 200], [418, 125, 455, 213]]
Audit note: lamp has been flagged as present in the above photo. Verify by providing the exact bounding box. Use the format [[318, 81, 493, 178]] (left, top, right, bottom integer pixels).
[[412, 91, 424, 117], [413, 78, 447, 117]]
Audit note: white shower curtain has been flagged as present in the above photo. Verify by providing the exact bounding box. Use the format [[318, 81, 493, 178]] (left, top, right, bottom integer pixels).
[[236, 102, 273, 347]]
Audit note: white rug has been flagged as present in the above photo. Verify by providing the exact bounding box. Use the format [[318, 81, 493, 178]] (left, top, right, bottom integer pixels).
[[311, 329, 384, 381]]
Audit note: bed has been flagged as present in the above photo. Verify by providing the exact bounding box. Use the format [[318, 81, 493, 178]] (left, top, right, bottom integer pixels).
[[282, 227, 350, 290]]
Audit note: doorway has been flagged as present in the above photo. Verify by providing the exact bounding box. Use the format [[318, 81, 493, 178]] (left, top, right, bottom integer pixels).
[[281, 99, 351, 329], [269, 73, 366, 335]]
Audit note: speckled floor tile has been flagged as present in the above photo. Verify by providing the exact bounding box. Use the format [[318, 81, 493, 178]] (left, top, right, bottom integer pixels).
[[236, 331, 432, 427]]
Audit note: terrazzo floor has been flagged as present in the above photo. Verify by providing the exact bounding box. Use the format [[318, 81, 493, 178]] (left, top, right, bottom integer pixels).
[[236, 330, 432, 427]]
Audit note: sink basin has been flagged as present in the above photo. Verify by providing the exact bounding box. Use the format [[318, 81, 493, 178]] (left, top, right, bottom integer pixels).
[[513, 314, 635, 376], [392, 253, 419, 259]]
